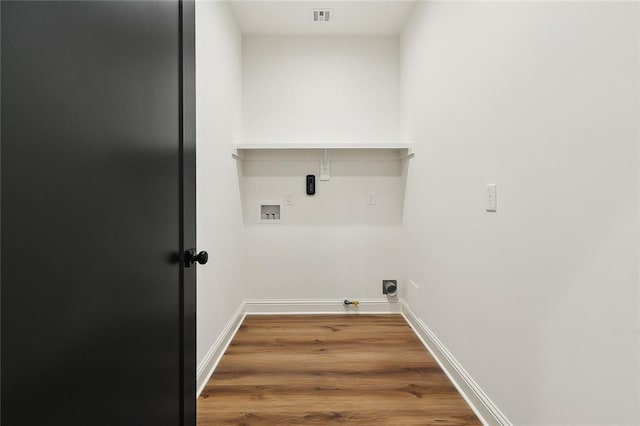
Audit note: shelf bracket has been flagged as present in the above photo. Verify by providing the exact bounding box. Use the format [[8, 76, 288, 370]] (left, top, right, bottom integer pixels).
[[231, 146, 244, 160], [399, 145, 415, 160], [320, 149, 330, 181]]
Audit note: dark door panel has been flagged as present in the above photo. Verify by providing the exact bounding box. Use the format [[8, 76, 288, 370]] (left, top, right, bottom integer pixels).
[[1, 1, 194, 424]]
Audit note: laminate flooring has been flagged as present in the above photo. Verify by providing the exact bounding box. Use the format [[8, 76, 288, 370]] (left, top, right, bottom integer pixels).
[[197, 314, 480, 425]]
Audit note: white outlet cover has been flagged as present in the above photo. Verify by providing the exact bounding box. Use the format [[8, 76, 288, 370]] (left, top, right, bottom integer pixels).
[[320, 159, 330, 181], [367, 190, 376, 205], [486, 184, 497, 212]]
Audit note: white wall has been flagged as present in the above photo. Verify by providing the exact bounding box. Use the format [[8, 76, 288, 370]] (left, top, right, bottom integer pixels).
[[241, 150, 406, 300], [401, 2, 639, 424], [242, 36, 400, 144], [195, 1, 245, 367], [241, 35, 405, 301]]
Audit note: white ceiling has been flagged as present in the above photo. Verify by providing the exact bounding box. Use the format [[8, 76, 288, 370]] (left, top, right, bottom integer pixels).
[[228, 1, 416, 36]]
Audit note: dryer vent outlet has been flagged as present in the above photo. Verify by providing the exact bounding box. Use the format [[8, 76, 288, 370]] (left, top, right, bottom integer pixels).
[[382, 280, 397, 297]]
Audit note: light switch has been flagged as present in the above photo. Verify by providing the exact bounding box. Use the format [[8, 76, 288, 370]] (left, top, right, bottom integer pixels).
[[486, 184, 497, 212]]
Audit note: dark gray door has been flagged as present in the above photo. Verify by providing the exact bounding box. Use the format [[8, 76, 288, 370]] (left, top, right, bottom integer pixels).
[[0, 1, 196, 424]]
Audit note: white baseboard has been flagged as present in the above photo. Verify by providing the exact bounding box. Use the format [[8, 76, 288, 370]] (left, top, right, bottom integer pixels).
[[196, 301, 246, 397], [244, 298, 402, 314], [400, 300, 511, 426]]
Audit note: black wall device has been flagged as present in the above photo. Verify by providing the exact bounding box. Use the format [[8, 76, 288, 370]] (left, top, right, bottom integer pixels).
[[306, 175, 316, 195]]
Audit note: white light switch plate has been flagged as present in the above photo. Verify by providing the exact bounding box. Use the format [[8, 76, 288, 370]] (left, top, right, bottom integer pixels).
[[486, 184, 497, 212]]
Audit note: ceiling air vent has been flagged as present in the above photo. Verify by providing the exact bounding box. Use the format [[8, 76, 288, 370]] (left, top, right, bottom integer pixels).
[[311, 9, 331, 23]]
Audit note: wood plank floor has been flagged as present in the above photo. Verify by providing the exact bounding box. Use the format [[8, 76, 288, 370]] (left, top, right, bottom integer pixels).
[[197, 314, 480, 425]]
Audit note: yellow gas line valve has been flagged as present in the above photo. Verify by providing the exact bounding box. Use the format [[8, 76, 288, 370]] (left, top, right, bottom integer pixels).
[[343, 299, 360, 307]]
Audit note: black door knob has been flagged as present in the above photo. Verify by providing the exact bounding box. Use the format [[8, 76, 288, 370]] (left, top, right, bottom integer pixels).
[[185, 249, 208, 267], [194, 251, 208, 265]]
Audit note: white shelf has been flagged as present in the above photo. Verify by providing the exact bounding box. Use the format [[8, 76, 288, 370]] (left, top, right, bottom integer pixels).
[[233, 142, 413, 150], [232, 142, 414, 160]]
